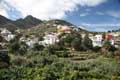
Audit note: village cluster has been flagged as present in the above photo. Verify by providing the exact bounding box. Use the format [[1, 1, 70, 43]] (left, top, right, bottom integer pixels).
[[0, 25, 120, 49]]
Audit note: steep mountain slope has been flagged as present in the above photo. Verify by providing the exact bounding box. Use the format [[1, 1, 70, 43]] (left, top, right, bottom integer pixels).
[[25, 19, 87, 35], [0, 15, 87, 34], [13, 15, 42, 29], [0, 15, 11, 25], [0, 15, 42, 30], [0, 23, 18, 32], [0, 15, 18, 31]]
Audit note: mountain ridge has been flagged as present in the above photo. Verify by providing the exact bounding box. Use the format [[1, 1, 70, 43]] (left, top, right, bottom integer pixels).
[[0, 15, 42, 30], [0, 15, 12, 25], [0, 15, 87, 33], [13, 15, 42, 29]]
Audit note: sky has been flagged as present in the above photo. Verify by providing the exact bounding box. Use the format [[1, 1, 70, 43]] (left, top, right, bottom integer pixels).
[[0, 0, 120, 32]]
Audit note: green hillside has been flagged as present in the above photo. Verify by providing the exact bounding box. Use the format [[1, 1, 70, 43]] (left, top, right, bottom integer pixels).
[[25, 19, 87, 35], [13, 15, 42, 29]]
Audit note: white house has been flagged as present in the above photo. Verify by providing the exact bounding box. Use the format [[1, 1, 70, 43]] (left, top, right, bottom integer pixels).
[[7, 34, 15, 41], [110, 39, 115, 45], [92, 34, 103, 47], [1, 29, 11, 36], [110, 32, 120, 37], [20, 37, 27, 42], [57, 25, 71, 33], [0, 29, 15, 41], [26, 40, 35, 48], [81, 33, 86, 38], [26, 38, 39, 48], [114, 39, 120, 48], [39, 33, 59, 46]]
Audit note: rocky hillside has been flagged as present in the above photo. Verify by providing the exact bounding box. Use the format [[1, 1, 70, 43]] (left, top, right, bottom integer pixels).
[[0, 15, 17, 31], [0, 15, 87, 34], [0, 15, 42, 31], [0, 15, 11, 25], [25, 19, 88, 35], [13, 15, 42, 29]]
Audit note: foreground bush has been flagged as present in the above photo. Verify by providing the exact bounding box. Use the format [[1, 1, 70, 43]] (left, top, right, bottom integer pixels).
[[0, 56, 120, 80]]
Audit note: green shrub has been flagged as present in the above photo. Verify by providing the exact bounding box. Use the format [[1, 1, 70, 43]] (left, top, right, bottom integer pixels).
[[55, 51, 69, 57], [0, 53, 10, 68]]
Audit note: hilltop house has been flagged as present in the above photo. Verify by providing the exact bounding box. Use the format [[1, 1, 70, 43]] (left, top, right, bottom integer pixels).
[[106, 34, 115, 45], [109, 32, 120, 37], [0, 28, 15, 41], [26, 38, 39, 48], [114, 40, 120, 48], [110, 32, 120, 47], [91, 34, 103, 47], [20, 33, 59, 48], [39, 33, 59, 46], [106, 34, 113, 40], [81, 33, 86, 38], [1, 29, 11, 36], [57, 25, 72, 33], [89, 32, 119, 47], [20, 35, 39, 48]]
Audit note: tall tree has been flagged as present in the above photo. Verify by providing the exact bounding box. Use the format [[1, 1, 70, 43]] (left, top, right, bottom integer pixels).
[[83, 34, 93, 50], [71, 38, 82, 51], [102, 40, 111, 51]]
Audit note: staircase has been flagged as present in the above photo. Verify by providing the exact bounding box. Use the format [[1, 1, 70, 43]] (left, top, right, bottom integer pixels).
[[68, 52, 99, 63]]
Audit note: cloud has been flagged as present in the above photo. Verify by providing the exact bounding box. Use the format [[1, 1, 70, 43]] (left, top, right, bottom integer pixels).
[[0, 0, 107, 20], [0, 8, 8, 18], [80, 13, 89, 17], [85, 9, 91, 12], [80, 23, 120, 32], [107, 11, 120, 18], [78, 0, 107, 7], [96, 12, 105, 15], [95, 11, 120, 19], [0, 0, 9, 17]]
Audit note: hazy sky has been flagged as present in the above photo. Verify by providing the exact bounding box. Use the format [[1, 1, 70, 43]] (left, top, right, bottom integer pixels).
[[0, 0, 120, 32]]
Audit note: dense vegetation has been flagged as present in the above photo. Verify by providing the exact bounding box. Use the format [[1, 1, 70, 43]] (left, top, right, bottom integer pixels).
[[1, 48, 120, 80], [0, 15, 120, 80], [0, 32, 120, 80]]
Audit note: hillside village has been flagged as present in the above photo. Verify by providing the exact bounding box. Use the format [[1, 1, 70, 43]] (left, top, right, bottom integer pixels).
[[0, 16, 120, 80], [1, 0, 120, 79], [0, 24, 120, 50]]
